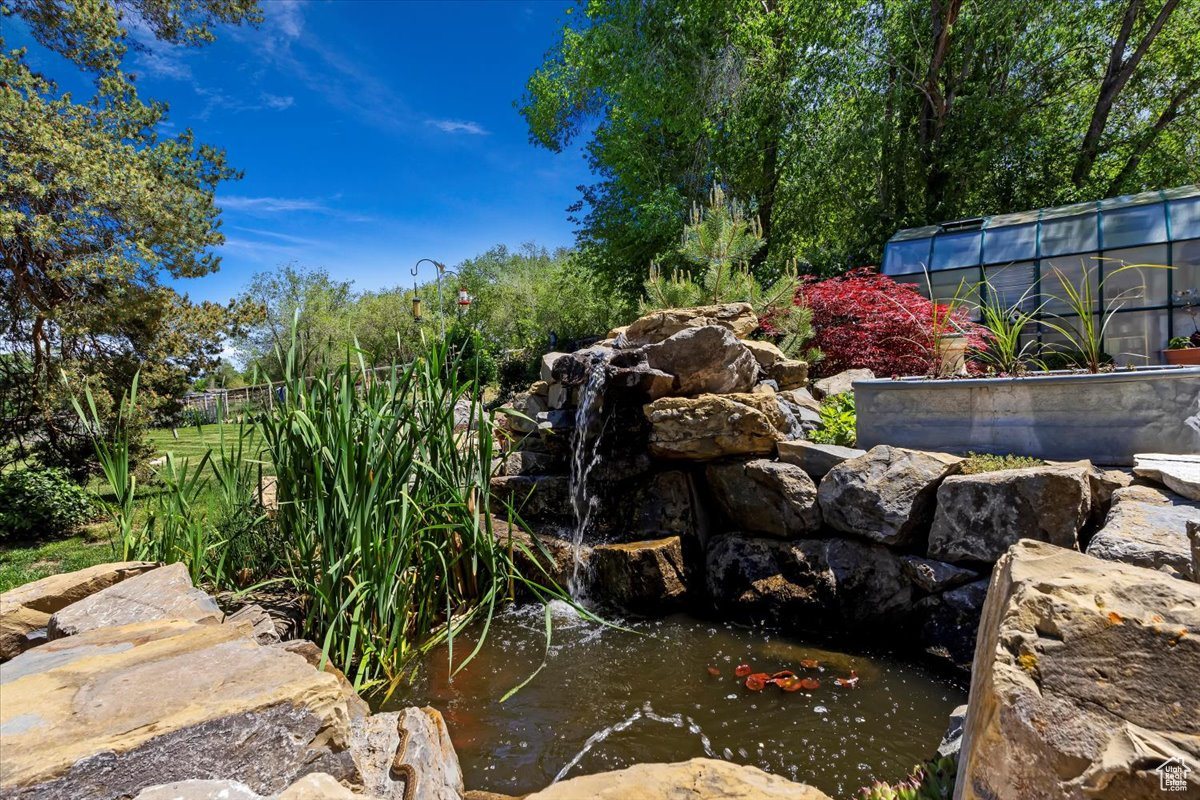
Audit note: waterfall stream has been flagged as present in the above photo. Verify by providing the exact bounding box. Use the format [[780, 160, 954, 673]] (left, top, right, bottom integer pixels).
[[567, 361, 609, 600]]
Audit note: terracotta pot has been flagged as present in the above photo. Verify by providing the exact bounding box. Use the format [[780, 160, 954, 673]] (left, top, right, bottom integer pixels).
[[1164, 347, 1200, 366]]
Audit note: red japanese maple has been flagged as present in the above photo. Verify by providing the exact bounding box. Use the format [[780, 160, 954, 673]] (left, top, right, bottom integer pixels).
[[796, 268, 983, 378]]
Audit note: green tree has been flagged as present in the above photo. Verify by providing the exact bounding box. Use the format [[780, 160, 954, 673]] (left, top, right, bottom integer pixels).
[[1, 0, 261, 473], [522, 0, 1200, 297]]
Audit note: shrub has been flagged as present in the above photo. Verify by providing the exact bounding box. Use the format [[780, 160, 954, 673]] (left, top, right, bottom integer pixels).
[[960, 452, 1045, 475], [797, 268, 981, 378], [809, 392, 857, 447], [0, 468, 101, 541], [858, 754, 957, 799]]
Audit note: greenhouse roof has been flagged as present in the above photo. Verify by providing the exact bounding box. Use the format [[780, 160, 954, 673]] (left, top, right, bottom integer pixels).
[[883, 185, 1200, 275]]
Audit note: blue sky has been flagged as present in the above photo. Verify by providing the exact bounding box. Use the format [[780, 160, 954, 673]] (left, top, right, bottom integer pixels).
[[16, 1, 591, 303]]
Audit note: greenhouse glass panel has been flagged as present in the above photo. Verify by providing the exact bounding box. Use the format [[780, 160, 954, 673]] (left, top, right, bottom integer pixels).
[[928, 267, 979, 308], [982, 223, 1037, 264], [1169, 197, 1200, 240], [982, 262, 1036, 310], [1042, 255, 1100, 314], [1173, 239, 1200, 306], [1104, 309, 1166, 366], [1041, 214, 1097, 257], [1101, 203, 1168, 249], [883, 238, 932, 274], [932, 231, 982, 270], [1174, 308, 1200, 342], [1101, 246, 1170, 310]]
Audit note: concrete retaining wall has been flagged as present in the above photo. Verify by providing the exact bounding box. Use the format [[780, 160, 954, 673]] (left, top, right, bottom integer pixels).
[[855, 367, 1200, 465]]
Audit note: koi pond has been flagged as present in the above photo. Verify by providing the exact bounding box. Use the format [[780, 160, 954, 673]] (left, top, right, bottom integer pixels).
[[383, 602, 966, 797]]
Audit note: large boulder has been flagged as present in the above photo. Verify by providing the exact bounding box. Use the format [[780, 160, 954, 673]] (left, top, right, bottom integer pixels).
[[0, 619, 360, 799], [643, 394, 785, 460], [588, 536, 689, 611], [818, 446, 962, 547], [642, 326, 758, 395], [927, 464, 1093, 564], [622, 304, 758, 346], [134, 773, 370, 800], [705, 533, 913, 629], [742, 339, 787, 368], [507, 392, 549, 434], [47, 562, 222, 640], [352, 706, 464, 800], [502, 450, 565, 477], [956, 540, 1200, 799], [621, 470, 698, 542], [705, 459, 821, 537], [811, 368, 874, 399], [524, 758, 831, 800], [1085, 484, 1200, 579], [776, 440, 864, 481], [1133, 453, 1200, 501], [0, 561, 157, 660]]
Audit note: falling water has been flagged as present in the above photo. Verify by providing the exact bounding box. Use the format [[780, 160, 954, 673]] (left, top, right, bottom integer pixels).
[[567, 360, 609, 599]]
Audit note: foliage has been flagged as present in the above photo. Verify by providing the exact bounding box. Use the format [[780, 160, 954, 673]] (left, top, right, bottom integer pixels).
[[972, 281, 1046, 375], [1168, 335, 1198, 349], [0, 468, 101, 542], [521, 0, 1200, 296], [960, 452, 1046, 475], [809, 392, 856, 448], [797, 269, 979, 378], [1040, 261, 1169, 373], [1, 0, 260, 476], [858, 755, 957, 800], [446, 322, 499, 388], [641, 185, 814, 358]]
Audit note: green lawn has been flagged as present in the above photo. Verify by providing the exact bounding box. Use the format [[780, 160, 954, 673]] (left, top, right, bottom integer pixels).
[[0, 529, 119, 593], [145, 423, 264, 463]]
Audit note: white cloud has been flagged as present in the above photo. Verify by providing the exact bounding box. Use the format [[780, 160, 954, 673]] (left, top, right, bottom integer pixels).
[[135, 48, 193, 80], [426, 119, 489, 136], [219, 196, 329, 214], [260, 93, 295, 110]]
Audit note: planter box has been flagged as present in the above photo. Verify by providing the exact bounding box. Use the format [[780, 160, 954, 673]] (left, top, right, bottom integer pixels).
[[1165, 347, 1200, 366], [854, 367, 1200, 466]]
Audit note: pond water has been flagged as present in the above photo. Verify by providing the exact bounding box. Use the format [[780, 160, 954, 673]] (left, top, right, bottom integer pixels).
[[383, 602, 966, 797]]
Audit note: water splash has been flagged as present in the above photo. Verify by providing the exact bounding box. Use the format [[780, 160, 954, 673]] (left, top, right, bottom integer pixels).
[[553, 702, 716, 783], [567, 360, 609, 599]]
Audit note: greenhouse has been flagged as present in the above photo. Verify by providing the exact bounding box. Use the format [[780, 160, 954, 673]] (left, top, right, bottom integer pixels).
[[882, 185, 1200, 365]]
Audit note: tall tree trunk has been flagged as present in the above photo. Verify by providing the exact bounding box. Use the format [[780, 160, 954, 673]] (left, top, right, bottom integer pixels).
[[1071, 0, 1180, 188], [1105, 78, 1200, 195], [919, 0, 963, 218]]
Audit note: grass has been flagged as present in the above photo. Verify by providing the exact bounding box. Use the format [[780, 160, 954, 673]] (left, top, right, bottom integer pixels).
[[0, 528, 117, 593], [146, 424, 265, 466]]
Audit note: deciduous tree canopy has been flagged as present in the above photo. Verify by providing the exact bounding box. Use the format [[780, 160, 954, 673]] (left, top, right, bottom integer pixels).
[[522, 0, 1200, 296]]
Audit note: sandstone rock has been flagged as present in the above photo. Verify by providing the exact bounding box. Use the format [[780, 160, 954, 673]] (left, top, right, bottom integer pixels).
[[489, 475, 571, 523], [705, 533, 912, 629], [777, 388, 821, 413], [743, 339, 787, 368], [644, 394, 784, 460], [0, 561, 157, 660], [811, 368, 875, 399], [539, 352, 571, 383], [547, 382, 571, 410], [928, 464, 1093, 564], [134, 773, 371, 800], [606, 324, 629, 340], [642, 326, 758, 396], [351, 707, 464, 800], [706, 459, 821, 537], [957, 540, 1200, 799], [48, 562, 221, 640], [1088, 467, 1135, 529], [503, 450, 564, 476], [622, 303, 758, 346], [818, 446, 962, 547], [272, 639, 370, 721], [766, 359, 808, 391], [224, 604, 281, 646], [1133, 452, 1200, 501], [898, 555, 980, 593], [776, 440, 864, 481], [507, 392, 548, 434], [524, 758, 832, 800], [1085, 484, 1200, 579], [0, 619, 360, 799], [589, 536, 688, 611], [529, 380, 550, 397]]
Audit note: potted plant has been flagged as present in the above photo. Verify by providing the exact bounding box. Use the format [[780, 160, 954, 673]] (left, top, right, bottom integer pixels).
[[1164, 332, 1200, 366]]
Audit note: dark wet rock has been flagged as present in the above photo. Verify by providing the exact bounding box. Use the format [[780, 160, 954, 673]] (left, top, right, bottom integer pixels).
[[916, 578, 990, 675], [818, 446, 962, 547], [642, 326, 759, 396], [704, 533, 913, 630], [490, 518, 580, 590], [589, 536, 689, 612], [503, 450, 565, 477], [705, 459, 821, 538], [48, 563, 222, 640], [927, 464, 1093, 564], [489, 475, 571, 523], [1086, 484, 1199, 579], [620, 470, 699, 542], [899, 555, 980, 594]]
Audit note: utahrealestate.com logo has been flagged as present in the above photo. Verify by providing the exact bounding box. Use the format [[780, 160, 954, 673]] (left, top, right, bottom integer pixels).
[[1156, 756, 1191, 792]]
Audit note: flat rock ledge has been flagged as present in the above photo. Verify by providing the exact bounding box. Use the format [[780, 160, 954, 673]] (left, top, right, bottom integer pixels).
[[524, 758, 832, 800]]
